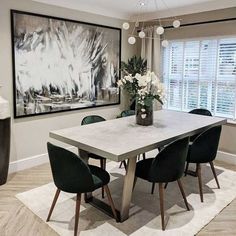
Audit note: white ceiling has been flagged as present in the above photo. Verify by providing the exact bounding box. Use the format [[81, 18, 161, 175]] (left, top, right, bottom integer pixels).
[[33, 0, 236, 20]]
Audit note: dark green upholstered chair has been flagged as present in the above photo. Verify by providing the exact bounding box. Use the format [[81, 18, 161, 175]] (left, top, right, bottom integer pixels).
[[189, 108, 212, 142], [116, 110, 135, 118], [134, 137, 190, 230], [120, 110, 135, 117], [185, 125, 222, 202], [185, 109, 213, 176], [189, 108, 212, 116], [46, 142, 117, 236], [81, 115, 106, 198]]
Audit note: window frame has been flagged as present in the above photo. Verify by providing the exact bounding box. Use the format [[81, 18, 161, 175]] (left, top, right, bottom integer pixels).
[[161, 35, 236, 122]]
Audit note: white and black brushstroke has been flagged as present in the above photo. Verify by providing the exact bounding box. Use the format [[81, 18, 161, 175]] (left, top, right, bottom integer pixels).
[[11, 11, 120, 118]]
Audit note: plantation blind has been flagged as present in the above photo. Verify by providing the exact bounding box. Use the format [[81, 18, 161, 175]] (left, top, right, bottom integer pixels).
[[162, 36, 236, 120]]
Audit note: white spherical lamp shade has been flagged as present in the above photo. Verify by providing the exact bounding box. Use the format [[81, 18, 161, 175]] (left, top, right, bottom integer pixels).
[[128, 36, 136, 45], [138, 31, 146, 38], [173, 20, 181, 28], [156, 26, 164, 35], [122, 22, 130, 30], [162, 40, 169, 48]]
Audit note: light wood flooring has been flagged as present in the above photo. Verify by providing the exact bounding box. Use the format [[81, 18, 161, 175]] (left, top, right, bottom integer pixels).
[[0, 160, 236, 236]]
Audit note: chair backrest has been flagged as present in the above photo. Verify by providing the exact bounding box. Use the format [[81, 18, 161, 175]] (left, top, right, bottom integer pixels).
[[120, 110, 135, 117], [81, 115, 105, 125], [188, 125, 222, 163], [189, 108, 212, 116], [47, 142, 94, 193], [148, 137, 189, 183]]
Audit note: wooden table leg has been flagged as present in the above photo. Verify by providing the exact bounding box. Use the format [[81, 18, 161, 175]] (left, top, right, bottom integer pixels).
[[120, 156, 137, 222]]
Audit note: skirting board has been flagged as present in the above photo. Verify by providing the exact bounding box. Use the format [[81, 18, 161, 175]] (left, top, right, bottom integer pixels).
[[216, 150, 236, 165], [8, 149, 236, 174], [9, 146, 77, 174]]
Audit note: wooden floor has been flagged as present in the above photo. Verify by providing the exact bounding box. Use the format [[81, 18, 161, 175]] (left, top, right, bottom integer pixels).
[[0, 160, 236, 236]]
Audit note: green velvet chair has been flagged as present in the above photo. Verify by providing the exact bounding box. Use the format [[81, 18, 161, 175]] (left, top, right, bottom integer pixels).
[[120, 110, 135, 117], [47, 142, 118, 236], [116, 110, 135, 119], [189, 108, 212, 142], [185, 108, 213, 176], [134, 137, 190, 230], [185, 125, 222, 202], [81, 115, 106, 198]]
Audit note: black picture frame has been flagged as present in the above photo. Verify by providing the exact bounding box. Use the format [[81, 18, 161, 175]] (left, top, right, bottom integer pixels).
[[10, 9, 121, 118]]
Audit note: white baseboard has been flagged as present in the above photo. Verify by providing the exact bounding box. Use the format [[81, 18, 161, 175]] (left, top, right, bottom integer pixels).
[[8, 149, 236, 174], [9, 146, 77, 174], [216, 151, 236, 165], [9, 153, 49, 174]]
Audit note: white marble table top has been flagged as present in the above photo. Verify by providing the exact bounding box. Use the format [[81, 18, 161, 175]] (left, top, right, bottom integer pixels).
[[50, 110, 226, 162]]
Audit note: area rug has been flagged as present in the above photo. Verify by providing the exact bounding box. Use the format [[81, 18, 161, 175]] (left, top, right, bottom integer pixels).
[[16, 159, 236, 236]]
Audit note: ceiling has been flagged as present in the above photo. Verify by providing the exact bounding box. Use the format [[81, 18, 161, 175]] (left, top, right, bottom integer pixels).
[[33, 0, 236, 20]]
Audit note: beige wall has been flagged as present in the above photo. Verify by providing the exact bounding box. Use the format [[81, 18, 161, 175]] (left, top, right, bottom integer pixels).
[[161, 8, 236, 154], [0, 0, 137, 162]]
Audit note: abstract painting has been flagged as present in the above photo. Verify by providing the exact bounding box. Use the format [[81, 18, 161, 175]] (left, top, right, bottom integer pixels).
[[11, 10, 121, 118]]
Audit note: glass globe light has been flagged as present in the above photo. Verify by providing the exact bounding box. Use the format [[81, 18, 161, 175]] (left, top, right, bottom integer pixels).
[[173, 20, 181, 28], [162, 39, 169, 47], [156, 26, 164, 35], [128, 36, 136, 45], [122, 22, 130, 30], [138, 31, 146, 38]]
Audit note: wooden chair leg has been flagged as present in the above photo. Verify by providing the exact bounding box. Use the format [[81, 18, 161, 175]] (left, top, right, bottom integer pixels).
[[123, 160, 127, 170], [142, 153, 146, 160], [185, 162, 189, 176], [46, 188, 60, 222], [177, 179, 190, 211], [209, 161, 220, 189], [196, 163, 204, 202], [119, 162, 122, 168], [158, 183, 165, 230], [104, 185, 118, 221], [100, 159, 106, 198], [164, 183, 168, 189], [151, 182, 156, 194], [74, 193, 81, 236]]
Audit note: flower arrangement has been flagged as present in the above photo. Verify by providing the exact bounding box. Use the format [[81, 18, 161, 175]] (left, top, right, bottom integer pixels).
[[117, 71, 165, 125], [117, 71, 165, 107]]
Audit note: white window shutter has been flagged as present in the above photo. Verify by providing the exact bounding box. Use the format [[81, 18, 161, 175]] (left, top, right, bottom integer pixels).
[[162, 37, 236, 120]]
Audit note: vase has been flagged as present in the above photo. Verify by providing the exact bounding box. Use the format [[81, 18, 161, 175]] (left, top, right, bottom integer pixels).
[[0, 89, 11, 185], [135, 98, 153, 126]]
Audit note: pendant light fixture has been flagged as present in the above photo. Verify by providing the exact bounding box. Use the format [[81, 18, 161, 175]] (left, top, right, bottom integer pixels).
[[122, 0, 181, 47]]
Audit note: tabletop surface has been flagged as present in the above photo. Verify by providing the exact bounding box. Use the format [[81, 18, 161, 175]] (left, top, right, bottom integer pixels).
[[50, 110, 227, 161]]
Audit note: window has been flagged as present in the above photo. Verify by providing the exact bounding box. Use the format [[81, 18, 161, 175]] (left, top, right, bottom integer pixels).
[[162, 36, 236, 120]]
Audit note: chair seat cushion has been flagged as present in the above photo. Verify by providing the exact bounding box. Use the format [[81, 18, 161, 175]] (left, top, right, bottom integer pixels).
[[89, 153, 105, 160], [135, 158, 154, 181], [89, 165, 110, 189]]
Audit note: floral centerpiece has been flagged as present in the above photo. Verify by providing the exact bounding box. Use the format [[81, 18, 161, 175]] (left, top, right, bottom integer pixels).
[[117, 71, 165, 126]]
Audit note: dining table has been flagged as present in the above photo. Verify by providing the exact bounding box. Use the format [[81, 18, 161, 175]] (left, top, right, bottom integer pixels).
[[49, 109, 227, 222]]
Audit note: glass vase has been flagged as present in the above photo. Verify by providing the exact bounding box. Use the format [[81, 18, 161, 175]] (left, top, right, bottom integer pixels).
[[135, 98, 153, 126]]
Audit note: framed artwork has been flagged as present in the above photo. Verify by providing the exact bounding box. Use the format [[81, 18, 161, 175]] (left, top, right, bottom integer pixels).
[[11, 10, 121, 118]]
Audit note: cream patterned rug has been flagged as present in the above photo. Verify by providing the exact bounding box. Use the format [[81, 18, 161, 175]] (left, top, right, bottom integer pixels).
[[16, 160, 236, 236]]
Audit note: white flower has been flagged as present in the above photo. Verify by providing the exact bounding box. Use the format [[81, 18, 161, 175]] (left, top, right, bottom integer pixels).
[[137, 75, 148, 87], [121, 78, 127, 84], [124, 75, 133, 83], [141, 114, 147, 119], [135, 73, 142, 80], [117, 80, 123, 87]]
